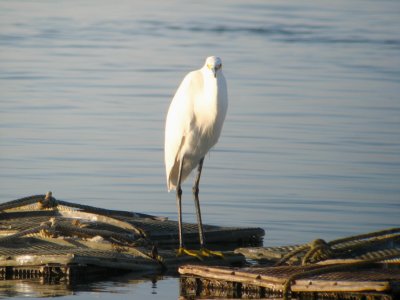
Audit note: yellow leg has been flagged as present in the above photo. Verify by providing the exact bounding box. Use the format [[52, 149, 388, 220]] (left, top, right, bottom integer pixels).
[[177, 247, 203, 260], [199, 248, 224, 258], [176, 247, 224, 260], [175, 158, 224, 261]]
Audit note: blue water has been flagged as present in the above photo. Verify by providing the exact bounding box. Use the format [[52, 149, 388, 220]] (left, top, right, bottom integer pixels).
[[1, 0, 399, 299]]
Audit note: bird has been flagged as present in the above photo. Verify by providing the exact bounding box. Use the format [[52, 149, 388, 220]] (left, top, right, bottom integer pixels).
[[164, 56, 228, 258]]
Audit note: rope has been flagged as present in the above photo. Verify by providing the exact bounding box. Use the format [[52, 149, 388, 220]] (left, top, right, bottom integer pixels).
[[0, 194, 43, 211], [0, 219, 53, 243], [274, 244, 309, 266], [1, 192, 165, 220], [301, 238, 334, 265], [0, 216, 164, 266], [275, 227, 400, 266], [0, 192, 171, 266], [0, 192, 149, 238], [1, 195, 166, 267], [58, 223, 135, 243], [0, 216, 143, 246], [282, 249, 400, 300], [0, 192, 169, 268], [329, 227, 400, 246]]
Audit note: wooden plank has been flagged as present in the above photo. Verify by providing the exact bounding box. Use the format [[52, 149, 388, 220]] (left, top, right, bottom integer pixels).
[[317, 258, 400, 265], [292, 279, 390, 292], [57, 210, 145, 237], [179, 265, 397, 293], [0, 253, 160, 271], [179, 265, 285, 290], [70, 255, 160, 271], [161, 251, 246, 270], [0, 254, 74, 266]]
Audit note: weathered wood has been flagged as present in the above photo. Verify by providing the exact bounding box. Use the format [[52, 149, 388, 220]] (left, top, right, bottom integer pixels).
[[0, 254, 74, 267], [0, 193, 257, 281], [179, 265, 285, 291], [292, 279, 390, 293], [0, 196, 265, 247], [179, 264, 400, 294], [235, 245, 302, 261], [57, 210, 146, 237], [236, 228, 400, 265], [163, 251, 245, 271], [317, 258, 400, 265]]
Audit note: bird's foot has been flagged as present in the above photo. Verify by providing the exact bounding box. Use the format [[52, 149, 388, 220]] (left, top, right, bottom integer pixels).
[[199, 247, 224, 258], [176, 247, 224, 260], [177, 247, 204, 260]]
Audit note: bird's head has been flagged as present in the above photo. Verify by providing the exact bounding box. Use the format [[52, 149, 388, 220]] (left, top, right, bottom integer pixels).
[[205, 56, 222, 78]]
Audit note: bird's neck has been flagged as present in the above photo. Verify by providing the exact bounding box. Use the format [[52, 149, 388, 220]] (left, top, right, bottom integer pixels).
[[204, 79, 218, 103], [195, 72, 220, 129]]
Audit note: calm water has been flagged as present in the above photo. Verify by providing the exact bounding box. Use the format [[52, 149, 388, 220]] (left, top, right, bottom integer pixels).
[[1, 0, 400, 299]]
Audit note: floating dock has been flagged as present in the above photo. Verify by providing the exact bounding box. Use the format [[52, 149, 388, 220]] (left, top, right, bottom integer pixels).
[[2, 193, 399, 299], [180, 263, 400, 299], [0, 193, 264, 282], [180, 228, 400, 299]]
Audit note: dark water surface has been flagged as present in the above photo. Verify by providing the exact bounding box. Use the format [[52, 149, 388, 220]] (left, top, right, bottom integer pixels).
[[1, 0, 399, 298]]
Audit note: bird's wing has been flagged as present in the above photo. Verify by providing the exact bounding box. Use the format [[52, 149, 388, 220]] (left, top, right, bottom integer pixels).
[[164, 71, 199, 190]]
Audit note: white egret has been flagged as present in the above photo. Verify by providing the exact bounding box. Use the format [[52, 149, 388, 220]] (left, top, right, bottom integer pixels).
[[164, 56, 228, 258]]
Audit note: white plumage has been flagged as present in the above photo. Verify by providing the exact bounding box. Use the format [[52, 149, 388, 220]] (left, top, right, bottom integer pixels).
[[164, 56, 228, 255], [165, 56, 228, 191]]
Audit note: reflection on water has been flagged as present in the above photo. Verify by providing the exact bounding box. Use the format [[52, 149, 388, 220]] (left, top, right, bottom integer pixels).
[[1, 0, 399, 298], [0, 279, 74, 298], [0, 273, 171, 299]]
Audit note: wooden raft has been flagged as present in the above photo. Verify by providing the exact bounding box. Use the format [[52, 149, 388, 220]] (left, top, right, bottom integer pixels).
[[180, 228, 400, 299], [180, 264, 400, 299], [0, 193, 263, 281], [235, 227, 400, 265]]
